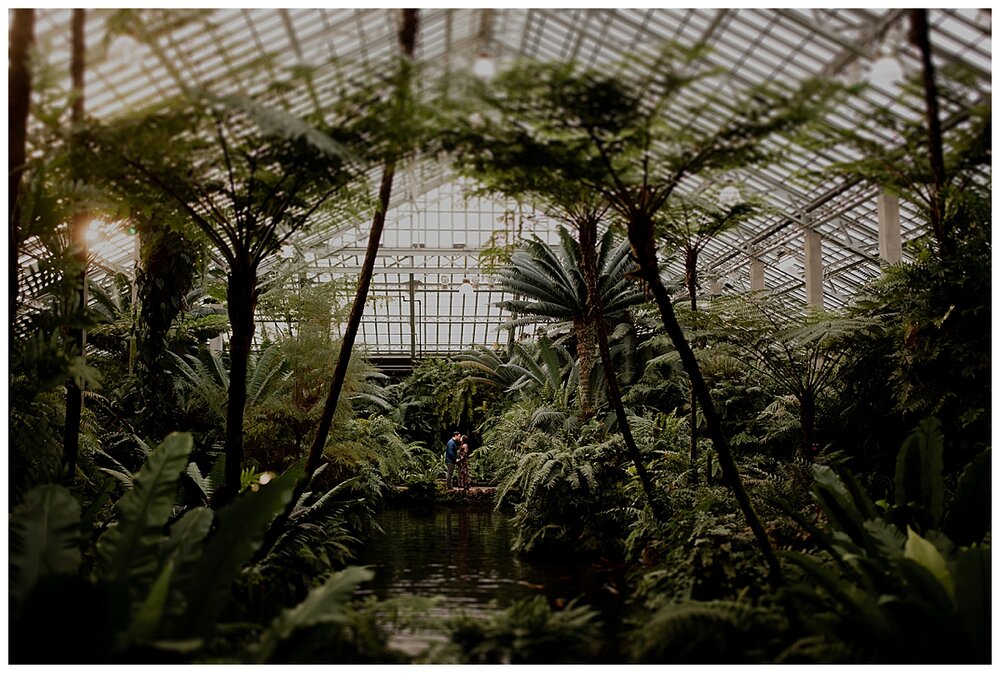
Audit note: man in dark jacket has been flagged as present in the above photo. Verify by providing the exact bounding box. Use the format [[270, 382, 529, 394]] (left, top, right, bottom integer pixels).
[[445, 430, 461, 488]]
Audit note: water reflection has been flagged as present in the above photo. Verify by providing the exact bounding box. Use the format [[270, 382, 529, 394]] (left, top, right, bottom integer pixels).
[[355, 505, 622, 656], [357, 506, 540, 612]]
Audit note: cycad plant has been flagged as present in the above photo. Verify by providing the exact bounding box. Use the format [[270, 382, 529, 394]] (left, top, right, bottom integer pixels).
[[491, 226, 662, 517], [170, 343, 288, 430], [455, 344, 526, 392], [495, 226, 641, 416], [501, 336, 580, 413]]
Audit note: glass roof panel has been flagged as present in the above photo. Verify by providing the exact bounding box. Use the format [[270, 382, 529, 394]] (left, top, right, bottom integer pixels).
[[21, 8, 991, 356]]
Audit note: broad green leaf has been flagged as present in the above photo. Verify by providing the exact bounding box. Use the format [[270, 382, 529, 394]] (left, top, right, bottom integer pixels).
[[813, 482, 871, 552], [952, 545, 990, 661], [903, 526, 953, 598], [812, 464, 849, 500], [130, 558, 175, 643], [782, 551, 891, 637], [176, 460, 304, 637], [159, 507, 215, 625], [840, 470, 878, 521], [254, 565, 374, 662], [842, 553, 886, 595], [894, 418, 944, 526], [895, 558, 955, 614], [96, 433, 193, 589], [80, 477, 117, 532], [161, 507, 214, 563], [10, 485, 82, 608], [944, 448, 990, 545]]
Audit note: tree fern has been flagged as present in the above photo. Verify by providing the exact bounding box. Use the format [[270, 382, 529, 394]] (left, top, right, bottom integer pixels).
[[705, 293, 878, 453]]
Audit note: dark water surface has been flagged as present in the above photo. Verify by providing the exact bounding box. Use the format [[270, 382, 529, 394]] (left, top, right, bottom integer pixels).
[[354, 505, 625, 656]]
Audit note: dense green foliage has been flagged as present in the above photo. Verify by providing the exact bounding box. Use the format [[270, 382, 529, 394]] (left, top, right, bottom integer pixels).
[[8, 11, 988, 666], [10, 433, 377, 663]]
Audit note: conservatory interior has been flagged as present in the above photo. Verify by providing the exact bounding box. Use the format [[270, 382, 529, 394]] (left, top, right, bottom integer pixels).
[[9, 7, 991, 665]]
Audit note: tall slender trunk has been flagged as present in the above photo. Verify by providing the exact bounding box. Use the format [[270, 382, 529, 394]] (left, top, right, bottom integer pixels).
[[9, 9, 35, 328], [63, 8, 87, 483], [255, 8, 419, 559], [685, 246, 700, 483], [580, 217, 665, 520], [909, 9, 952, 257], [627, 212, 782, 585], [300, 163, 395, 477], [302, 7, 418, 476], [221, 256, 258, 501]]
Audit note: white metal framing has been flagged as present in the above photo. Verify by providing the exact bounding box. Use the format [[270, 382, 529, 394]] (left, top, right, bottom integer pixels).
[[21, 8, 992, 357]]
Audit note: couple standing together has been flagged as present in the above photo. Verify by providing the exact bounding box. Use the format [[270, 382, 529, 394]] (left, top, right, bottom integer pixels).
[[445, 431, 471, 490]]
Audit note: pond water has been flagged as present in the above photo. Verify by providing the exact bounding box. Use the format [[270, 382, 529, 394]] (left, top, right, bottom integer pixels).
[[354, 505, 626, 658]]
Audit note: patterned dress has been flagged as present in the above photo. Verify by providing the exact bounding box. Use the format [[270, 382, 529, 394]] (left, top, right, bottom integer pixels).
[[457, 443, 471, 490]]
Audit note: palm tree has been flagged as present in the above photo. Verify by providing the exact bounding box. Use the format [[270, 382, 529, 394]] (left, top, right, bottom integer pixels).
[[495, 225, 641, 417]]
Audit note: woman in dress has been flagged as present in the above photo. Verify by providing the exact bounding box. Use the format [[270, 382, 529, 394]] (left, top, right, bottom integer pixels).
[[457, 434, 471, 492]]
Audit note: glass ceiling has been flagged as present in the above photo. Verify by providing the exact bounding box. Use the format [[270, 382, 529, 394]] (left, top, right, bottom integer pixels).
[[24, 8, 992, 359]]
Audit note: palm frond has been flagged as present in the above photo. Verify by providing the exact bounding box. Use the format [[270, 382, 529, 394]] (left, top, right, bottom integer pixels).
[[245, 343, 288, 408]]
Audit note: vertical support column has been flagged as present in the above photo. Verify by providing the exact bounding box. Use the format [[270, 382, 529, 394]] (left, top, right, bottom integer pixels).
[[804, 228, 824, 308], [749, 253, 765, 292], [877, 187, 902, 265], [408, 273, 417, 362]]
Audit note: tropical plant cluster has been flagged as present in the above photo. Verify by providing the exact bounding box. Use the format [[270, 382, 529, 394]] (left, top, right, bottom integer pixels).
[[9, 8, 989, 665]]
